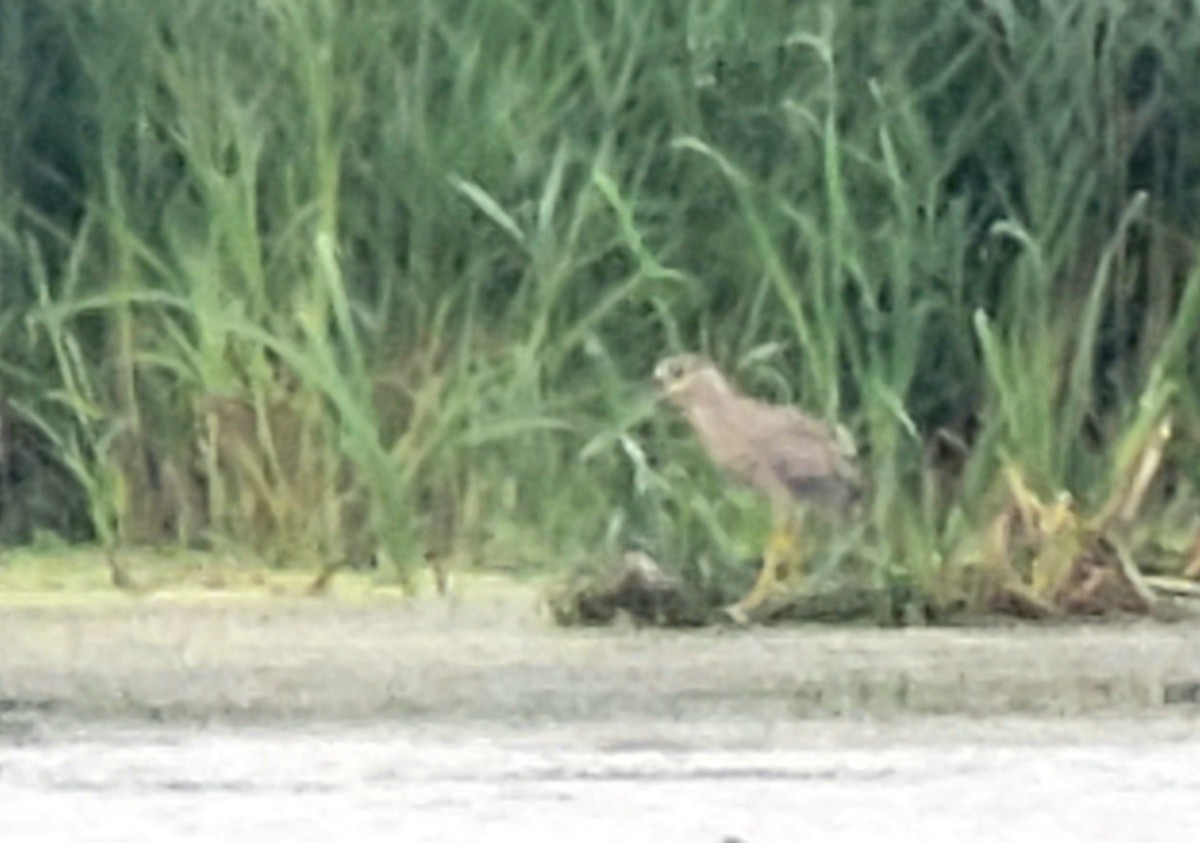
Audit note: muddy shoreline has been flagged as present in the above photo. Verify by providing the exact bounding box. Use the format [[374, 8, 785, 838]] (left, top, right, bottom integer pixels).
[[2, 589, 1199, 727]]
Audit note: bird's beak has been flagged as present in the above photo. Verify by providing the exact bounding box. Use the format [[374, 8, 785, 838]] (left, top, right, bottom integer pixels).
[[652, 371, 680, 402]]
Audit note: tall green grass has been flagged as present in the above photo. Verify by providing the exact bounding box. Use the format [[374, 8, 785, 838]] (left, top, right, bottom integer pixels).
[[1, 0, 1198, 600]]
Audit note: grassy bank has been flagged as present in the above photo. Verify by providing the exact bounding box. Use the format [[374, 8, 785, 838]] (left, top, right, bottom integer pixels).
[[1, 0, 1199, 613]]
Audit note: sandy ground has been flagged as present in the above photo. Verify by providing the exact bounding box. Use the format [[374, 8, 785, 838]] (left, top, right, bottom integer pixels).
[[6, 581, 1200, 843], [2, 581, 1199, 727]]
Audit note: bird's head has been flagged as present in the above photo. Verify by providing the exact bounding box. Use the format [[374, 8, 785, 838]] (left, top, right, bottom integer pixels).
[[653, 353, 731, 407]]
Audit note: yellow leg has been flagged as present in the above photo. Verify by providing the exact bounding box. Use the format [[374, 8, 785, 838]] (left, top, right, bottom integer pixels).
[[726, 514, 806, 623]]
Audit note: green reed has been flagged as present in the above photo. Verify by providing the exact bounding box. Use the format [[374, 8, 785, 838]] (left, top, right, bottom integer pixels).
[[0, 0, 1197, 603]]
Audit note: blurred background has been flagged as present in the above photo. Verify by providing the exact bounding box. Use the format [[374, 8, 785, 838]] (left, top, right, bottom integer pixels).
[[1, 0, 1198, 610]]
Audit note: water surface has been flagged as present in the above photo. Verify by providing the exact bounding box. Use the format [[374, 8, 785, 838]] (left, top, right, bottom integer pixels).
[[2, 718, 1196, 843]]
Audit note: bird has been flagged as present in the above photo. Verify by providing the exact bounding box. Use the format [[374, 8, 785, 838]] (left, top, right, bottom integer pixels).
[[653, 353, 861, 622]]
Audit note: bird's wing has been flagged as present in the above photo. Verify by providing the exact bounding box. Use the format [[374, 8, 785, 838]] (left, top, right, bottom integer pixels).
[[744, 404, 861, 503]]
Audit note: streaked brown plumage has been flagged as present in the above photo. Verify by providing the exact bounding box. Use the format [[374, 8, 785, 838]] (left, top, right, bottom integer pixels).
[[654, 353, 860, 621]]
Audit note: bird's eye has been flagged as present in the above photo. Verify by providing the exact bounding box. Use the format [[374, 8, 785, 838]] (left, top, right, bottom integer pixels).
[[669, 362, 684, 378]]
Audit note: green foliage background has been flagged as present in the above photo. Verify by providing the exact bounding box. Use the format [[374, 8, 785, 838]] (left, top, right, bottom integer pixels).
[[2, 0, 1199, 598]]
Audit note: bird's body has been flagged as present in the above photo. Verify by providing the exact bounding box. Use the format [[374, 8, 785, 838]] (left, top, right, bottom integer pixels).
[[654, 353, 861, 621], [655, 353, 859, 512]]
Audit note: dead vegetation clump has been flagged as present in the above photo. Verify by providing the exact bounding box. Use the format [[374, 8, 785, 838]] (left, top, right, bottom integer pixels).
[[936, 415, 1200, 624]]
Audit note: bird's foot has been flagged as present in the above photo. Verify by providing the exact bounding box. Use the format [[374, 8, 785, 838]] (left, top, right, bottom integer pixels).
[[720, 603, 753, 626]]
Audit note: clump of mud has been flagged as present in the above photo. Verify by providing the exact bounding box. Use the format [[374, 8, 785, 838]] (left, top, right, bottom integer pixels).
[[549, 551, 899, 628], [549, 552, 708, 627]]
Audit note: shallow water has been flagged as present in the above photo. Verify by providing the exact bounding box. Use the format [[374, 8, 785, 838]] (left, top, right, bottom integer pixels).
[[2, 718, 1197, 843]]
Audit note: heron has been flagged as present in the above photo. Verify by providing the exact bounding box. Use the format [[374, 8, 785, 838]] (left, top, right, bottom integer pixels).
[[654, 353, 861, 622]]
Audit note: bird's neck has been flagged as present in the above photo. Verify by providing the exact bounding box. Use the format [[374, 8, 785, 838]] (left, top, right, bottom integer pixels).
[[680, 380, 743, 447]]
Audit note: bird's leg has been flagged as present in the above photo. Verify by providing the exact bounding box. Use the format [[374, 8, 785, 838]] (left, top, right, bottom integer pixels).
[[726, 511, 806, 623]]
